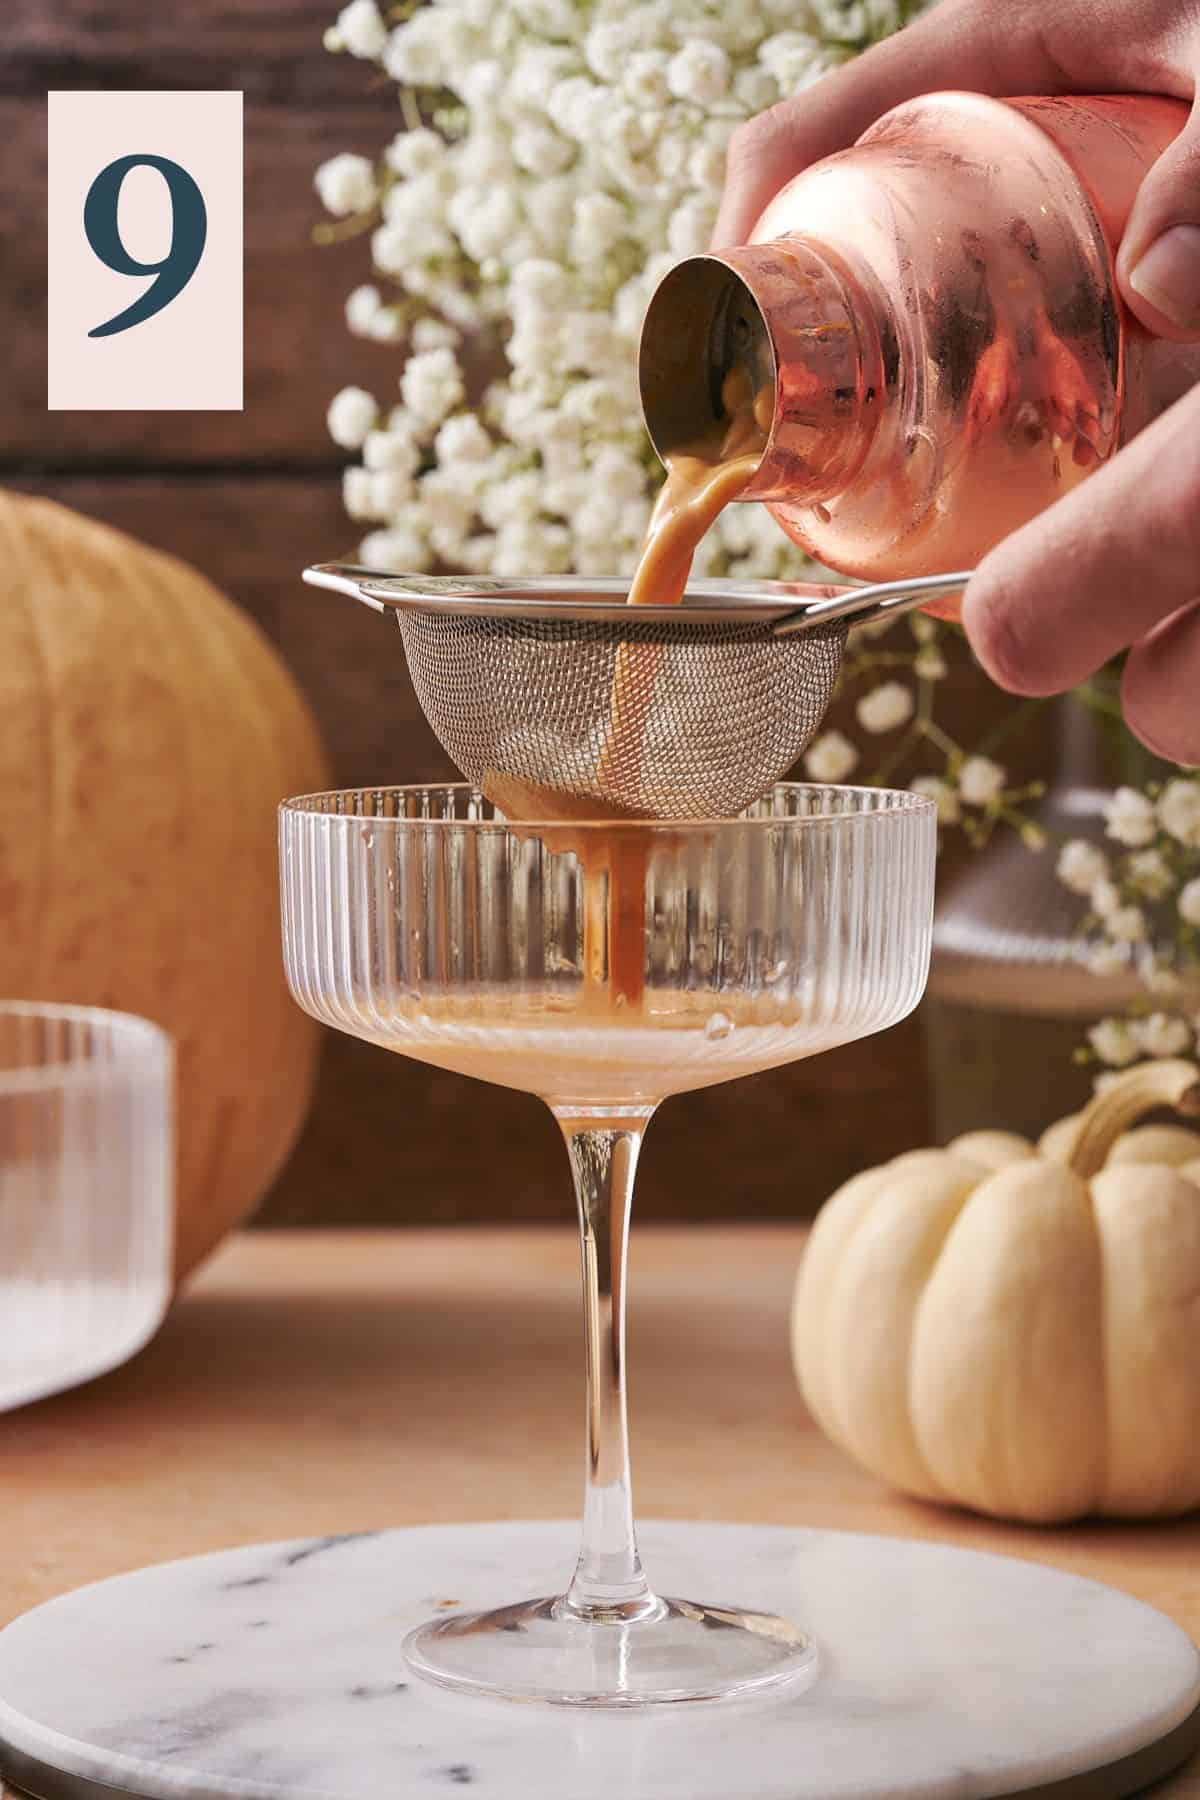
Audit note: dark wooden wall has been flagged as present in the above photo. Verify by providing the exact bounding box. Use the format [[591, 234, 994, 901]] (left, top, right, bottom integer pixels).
[[4, 0, 1032, 1224]]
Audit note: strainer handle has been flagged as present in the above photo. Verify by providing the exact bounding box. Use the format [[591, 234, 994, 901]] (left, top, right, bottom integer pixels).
[[771, 571, 973, 635], [303, 563, 410, 613]]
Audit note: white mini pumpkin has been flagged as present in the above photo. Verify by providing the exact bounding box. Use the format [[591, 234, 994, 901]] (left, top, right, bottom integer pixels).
[[792, 1060, 1200, 1523]]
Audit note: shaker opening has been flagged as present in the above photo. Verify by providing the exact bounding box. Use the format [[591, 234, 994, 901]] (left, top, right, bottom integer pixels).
[[638, 257, 775, 468]]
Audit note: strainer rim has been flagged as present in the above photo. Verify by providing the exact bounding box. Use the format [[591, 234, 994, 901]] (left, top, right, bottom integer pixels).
[[304, 564, 856, 626]]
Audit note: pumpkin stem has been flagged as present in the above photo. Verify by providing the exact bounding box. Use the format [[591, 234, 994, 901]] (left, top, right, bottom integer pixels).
[[1066, 1058, 1200, 1179]]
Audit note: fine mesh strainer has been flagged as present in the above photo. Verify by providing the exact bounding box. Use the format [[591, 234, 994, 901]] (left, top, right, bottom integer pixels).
[[304, 565, 970, 818]]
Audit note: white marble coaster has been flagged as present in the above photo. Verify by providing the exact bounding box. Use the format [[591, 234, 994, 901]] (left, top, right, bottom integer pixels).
[[1, 1522, 1197, 1800]]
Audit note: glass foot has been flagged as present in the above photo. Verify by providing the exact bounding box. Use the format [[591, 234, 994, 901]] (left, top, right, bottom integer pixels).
[[403, 1593, 818, 1707]]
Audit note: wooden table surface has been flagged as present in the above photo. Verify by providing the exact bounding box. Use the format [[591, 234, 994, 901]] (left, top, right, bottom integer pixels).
[[4, 1226, 1200, 1795]]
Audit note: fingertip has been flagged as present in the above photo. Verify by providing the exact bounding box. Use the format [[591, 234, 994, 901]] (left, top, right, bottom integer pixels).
[[1121, 603, 1200, 767], [960, 568, 1057, 697], [1118, 249, 1200, 344], [709, 106, 801, 250], [1117, 108, 1200, 341]]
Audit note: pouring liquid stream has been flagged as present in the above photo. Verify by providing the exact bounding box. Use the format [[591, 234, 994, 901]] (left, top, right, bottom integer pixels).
[[482, 364, 771, 1013]]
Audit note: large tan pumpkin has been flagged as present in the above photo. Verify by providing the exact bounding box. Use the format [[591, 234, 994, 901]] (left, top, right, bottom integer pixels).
[[0, 493, 328, 1278]]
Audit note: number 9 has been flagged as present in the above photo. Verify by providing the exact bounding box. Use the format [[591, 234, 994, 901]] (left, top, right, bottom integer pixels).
[[84, 154, 208, 339]]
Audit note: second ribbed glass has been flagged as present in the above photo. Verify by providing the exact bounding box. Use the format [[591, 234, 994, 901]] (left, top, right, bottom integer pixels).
[[0, 1002, 173, 1411]]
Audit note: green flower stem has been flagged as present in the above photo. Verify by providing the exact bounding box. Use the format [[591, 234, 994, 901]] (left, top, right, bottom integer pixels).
[[866, 723, 923, 786], [973, 695, 1045, 759], [313, 210, 381, 245], [917, 716, 960, 760]]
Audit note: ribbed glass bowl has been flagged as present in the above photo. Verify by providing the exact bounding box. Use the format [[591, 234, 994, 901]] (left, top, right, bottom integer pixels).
[[0, 1002, 173, 1411]]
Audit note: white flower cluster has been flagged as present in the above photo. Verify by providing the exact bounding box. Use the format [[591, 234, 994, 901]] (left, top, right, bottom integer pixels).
[[801, 611, 1035, 838], [317, 0, 914, 580], [1087, 1013, 1197, 1068], [1056, 772, 1200, 1064]]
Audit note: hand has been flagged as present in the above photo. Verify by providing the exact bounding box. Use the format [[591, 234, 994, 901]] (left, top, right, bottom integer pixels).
[[713, 0, 1200, 763]]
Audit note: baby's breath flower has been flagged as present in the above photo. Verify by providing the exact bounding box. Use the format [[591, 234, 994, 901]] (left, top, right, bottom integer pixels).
[[386, 127, 445, 179], [911, 775, 960, 825], [327, 384, 378, 448], [667, 41, 732, 104], [314, 153, 377, 217], [589, 446, 648, 498], [511, 257, 574, 312], [958, 755, 1006, 806], [759, 30, 828, 92], [1131, 1013, 1192, 1058], [547, 75, 608, 142], [459, 533, 499, 572], [1126, 848, 1174, 900], [734, 65, 780, 110], [1057, 839, 1108, 896], [856, 681, 913, 734], [805, 731, 859, 783], [345, 284, 383, 335], [369, 467, 415, 515], [509, 46, 582, 110], [1105, 904, 1147, 944], [342, 465, 376, 520], [363, 426, 420, 474], [1088, 1017, 1139, 1067], [479, 470, 546, 529], [370, 223, 408, 277], [618, 496, 652, 542], [383, 12, 455, 85], [359, 523, 432, 572], [410, 317, 461, 352], [1090, 877, 1121, 919], [913, 646, 947, 682], [561, 376, 628, 434], [513, 122, 576, 177], [1179, 878, 1200, 927], [1104, 785, 1158, 847], [1140, 953, 1182, 996], [573, 490, 625, 546], [401, 347, 465, 426], [435, 414, 492, 464], [689, 139, 730, 189], [492, 517, 574, 574], [667, 195, 718, 257], [624, 50, 672, 107], [583, 21, 630, 81], [1159, 778, 1200, 849], [1087, 943, 1129, 978], [418, 469, 476, 544], [335, 0, 387, 60], [368, 308, 405, 343]]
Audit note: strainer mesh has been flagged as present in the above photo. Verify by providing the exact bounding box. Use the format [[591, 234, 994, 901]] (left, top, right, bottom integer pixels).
[[397, 610, 849, 818]]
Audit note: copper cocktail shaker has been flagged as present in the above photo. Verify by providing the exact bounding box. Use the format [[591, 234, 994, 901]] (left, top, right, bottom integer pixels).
[[639, 93, 1199, 609]]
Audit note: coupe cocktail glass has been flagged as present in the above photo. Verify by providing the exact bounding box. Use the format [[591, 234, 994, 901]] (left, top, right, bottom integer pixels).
[[279, 782, 935, 1707]]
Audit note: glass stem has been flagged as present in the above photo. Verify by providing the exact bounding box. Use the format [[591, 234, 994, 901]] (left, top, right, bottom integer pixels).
[[553, 1106, 661, 1624]]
